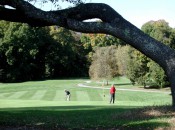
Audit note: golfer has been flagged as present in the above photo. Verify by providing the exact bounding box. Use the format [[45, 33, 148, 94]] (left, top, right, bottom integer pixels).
[[64, 89, 71, 101], [109, 84, 116, 104]]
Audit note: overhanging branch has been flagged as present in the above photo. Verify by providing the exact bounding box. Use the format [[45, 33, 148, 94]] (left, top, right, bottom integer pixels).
[[0, 0, 124, 30], [50, 3, 124, 22]]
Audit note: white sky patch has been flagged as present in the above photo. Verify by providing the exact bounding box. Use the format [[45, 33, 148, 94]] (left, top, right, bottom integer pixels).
[[32, 0, 175, 28]]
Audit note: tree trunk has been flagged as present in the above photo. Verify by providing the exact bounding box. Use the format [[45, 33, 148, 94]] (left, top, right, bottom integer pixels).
[[166, 68, 175, 108], [170, 82, 175, 108]]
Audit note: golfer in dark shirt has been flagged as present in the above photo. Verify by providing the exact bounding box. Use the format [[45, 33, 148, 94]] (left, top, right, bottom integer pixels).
[[64, 89, 71, 101]]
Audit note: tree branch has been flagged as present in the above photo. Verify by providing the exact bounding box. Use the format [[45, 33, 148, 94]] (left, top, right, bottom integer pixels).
[[0, 1, 124, 29], [50, 3, 124, 23], [0, 0, 67, 27], [0, 7, 50, 26]]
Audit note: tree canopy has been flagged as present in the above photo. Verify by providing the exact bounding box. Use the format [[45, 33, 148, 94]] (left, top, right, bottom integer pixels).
[[0, 21, 89, 82]]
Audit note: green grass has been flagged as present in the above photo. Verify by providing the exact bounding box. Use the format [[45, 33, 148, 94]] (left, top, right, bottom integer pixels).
[[0, 78, 174, 129], [83, 76, 136, 88]]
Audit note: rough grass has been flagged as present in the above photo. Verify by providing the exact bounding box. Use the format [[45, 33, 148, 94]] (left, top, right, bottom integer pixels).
[[114, 105, 175, 129], [0, 105, 174, 129]]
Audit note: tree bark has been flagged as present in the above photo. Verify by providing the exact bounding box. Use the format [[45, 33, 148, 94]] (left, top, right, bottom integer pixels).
[[0, 0, 175, 107], [169, 77, 175, 107], [166, 65, 175, 108]]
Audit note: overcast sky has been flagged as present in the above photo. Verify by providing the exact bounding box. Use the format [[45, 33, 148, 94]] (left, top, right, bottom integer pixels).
[[35, 0, 175, 29]]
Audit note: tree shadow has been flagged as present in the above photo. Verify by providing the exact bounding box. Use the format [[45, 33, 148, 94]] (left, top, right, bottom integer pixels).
[[0, 105, 174, 129], [114, 83, 133, 86]]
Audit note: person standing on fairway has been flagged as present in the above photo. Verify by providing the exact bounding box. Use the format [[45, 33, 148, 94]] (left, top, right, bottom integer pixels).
[[64, 89, 71, 101], [110, 84, 116, 104]]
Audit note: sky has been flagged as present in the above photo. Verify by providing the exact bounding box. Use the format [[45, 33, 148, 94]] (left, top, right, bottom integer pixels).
[[89, 0, 175, 28], [35, 0, 175, 29]]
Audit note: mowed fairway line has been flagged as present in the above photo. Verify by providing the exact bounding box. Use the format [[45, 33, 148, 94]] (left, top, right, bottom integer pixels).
[[68, 89, 77, 101], [53, 90, 65, 101], [88, 90, 104, 101], [76, 91, 90, 101], [0, 93, 12, 99], [100, 93, 110, 102], [20, 90, 36, 100], [7, 91, 28, 99], [41, 89, 56, 101], [30, 90, 47, 100]]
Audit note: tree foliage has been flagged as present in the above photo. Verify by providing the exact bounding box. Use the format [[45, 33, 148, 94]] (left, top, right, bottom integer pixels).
[[0, 21, 89, 82], [46, 26, 89, 78], [89, 45, 118, 81], [0, 21, 52, 81], [89, 45, 129, 81], [127, 47, 150, 86], [126, 20, 174, 88], [80, 33, 125, 62]]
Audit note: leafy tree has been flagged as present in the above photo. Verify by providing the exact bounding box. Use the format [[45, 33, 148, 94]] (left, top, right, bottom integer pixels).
[[147, 61, 168, 88], [141, 20, 172, 46], [0, 21, 89, 82], [141, 20, 173, 88], [46, 26, 88, 78], [81, 33, 125, 49], [0, 21, 10, 81], [169, 29, 175, 49], [127, 20, 174, 88], [0, 22, 52, 82], [1, 0, 175, 106], [116, 45, 130, 76], [126, 47, 149, 86], [89, 45, 118, 83], [80, 33, 126, 66]]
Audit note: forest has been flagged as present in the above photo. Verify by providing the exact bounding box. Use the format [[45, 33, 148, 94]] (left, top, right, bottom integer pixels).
[[0, 20, 175, 89]]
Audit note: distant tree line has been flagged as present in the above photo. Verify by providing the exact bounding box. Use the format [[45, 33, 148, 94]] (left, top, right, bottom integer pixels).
[[0, 21, 89, 82], [88, 20, 175, 88], [0, 20, 175, 88]]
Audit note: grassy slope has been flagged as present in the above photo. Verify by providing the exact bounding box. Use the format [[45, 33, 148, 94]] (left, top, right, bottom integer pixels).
[[0, 78, 174, 129]]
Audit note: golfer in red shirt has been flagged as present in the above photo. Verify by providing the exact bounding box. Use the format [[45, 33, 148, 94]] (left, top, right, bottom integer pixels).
[[110, 84, 116, 104]]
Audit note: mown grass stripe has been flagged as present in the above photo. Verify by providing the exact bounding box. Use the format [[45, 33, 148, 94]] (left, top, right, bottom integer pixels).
[[0, 93, 10, 98], [88, 89, 103, 101], [53, 90, 65, 101], [100, 89, 111, 102], [30, 90, 47, 100], [76, 91, 90, 101], [20, 91, 36, 100], [2, 93, 14, 98], [7, 91, 28, 99], [42, 89, 56, 101]]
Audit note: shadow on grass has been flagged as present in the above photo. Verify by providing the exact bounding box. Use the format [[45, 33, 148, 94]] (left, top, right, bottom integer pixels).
[[114, 83, 133, 86], [0, 105, 174, 129]]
